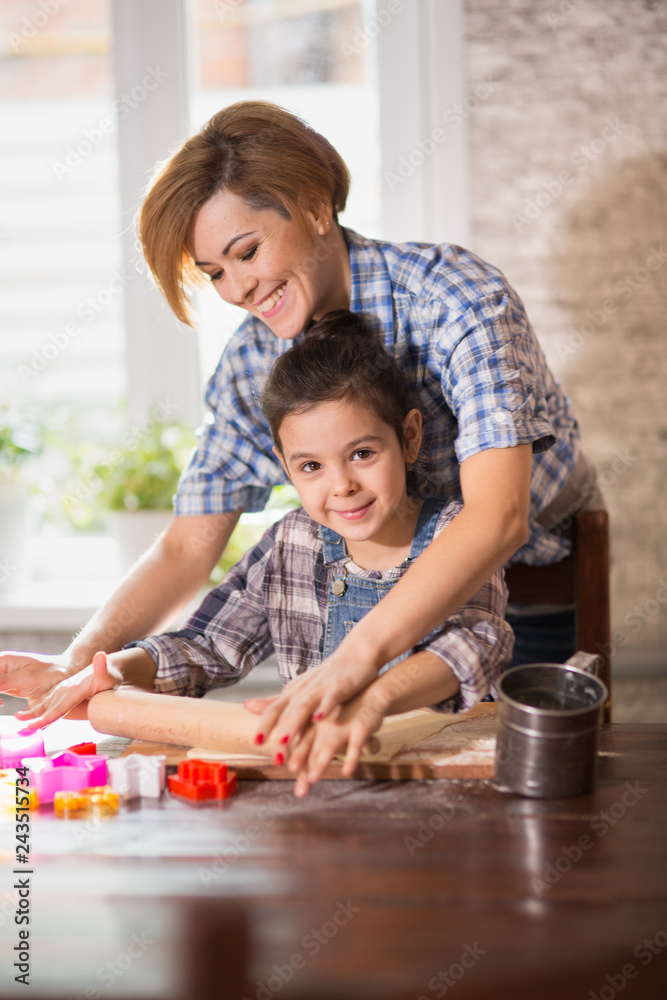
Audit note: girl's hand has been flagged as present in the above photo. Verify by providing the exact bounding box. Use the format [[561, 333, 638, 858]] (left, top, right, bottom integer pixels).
[[14, 651, 122, 730], [286, 692, 386, 797], [246, 643, 381, 751]]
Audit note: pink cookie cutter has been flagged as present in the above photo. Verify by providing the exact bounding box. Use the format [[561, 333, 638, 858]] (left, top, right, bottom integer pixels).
[[23, 751, 107, 804], [0, 732, 45, 769]]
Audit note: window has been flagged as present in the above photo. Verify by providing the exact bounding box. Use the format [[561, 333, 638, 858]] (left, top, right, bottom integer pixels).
[[0, 0, 124, 416], [0, 0, 467, 606], [0, 0, 382, 603], [190, 0, 382, 381]]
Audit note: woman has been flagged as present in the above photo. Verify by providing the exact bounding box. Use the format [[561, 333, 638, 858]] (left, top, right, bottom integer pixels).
[[0, 101, 593, 747]]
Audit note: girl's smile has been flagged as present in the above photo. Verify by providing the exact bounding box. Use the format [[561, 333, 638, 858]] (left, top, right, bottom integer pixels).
[[331, 499, 375, 520], [276, 398, 422, 571]]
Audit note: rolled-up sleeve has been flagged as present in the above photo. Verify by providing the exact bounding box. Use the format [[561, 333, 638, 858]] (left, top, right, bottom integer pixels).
[[417, 571, 514, 713], [442, 288, 556, 463], [125, 523, 277, 697]]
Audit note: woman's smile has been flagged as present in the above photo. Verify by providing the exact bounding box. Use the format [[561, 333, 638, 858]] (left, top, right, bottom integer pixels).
[[256, 281, 287, 316], [191, 190, 351, 340]]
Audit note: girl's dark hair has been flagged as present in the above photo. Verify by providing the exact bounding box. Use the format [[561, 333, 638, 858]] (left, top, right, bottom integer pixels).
[[261, 310, 411, 452]]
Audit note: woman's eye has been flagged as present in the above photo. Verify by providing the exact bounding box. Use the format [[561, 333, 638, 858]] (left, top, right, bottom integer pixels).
[[209, 269, 223, 282], [240, 245, 258, 262]]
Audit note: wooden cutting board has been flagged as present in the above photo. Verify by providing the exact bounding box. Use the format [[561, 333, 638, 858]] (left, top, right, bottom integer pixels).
[[120, 703, 498, 780]]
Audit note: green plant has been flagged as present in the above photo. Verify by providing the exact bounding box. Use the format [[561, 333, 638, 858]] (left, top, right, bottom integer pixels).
[[96, 423, 196, 512], [264, 483, 302, 513], [0, 405, 42, 482], [61, 421, 196, 530]]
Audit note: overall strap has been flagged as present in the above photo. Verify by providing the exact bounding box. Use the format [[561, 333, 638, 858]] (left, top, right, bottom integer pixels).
[[318, 524, 348, 566]]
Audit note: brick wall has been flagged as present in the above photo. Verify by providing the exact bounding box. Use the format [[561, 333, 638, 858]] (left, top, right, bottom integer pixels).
[[465, 0, 667, 661]]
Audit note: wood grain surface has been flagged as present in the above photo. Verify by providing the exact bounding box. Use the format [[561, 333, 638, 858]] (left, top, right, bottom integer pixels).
[[12, 723, 667, 1000]]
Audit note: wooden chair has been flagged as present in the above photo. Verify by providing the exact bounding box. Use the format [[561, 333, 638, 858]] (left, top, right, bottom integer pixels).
[[504, 495, 611, 721]]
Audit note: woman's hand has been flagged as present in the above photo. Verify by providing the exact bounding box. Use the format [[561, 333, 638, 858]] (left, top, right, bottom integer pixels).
[[288, 692, 385, 796], [0, 650, 77, 704], [247, 641, 381, 750], [13, 651, 122, 730], [246, 687, 385, 796], [244, 649, 464, 796]]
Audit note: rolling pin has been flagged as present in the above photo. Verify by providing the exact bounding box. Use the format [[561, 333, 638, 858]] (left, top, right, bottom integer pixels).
[[88, 688, 259, 754], [87, 687, 464, 760]]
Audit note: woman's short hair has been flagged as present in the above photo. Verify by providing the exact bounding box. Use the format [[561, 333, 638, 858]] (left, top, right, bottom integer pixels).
[[139, 101, 351, 325], [261, 310, 411, 454]]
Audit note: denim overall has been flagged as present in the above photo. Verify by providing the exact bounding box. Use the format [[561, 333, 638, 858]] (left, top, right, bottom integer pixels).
[[319, 498, 445, 672]]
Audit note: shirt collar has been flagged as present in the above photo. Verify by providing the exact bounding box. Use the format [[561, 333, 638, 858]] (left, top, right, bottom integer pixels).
[[344, 228, 396, 347]]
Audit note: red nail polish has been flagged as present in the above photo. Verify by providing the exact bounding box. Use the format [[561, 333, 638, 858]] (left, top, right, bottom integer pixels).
[[254, 733, 264, 745], [312, 712, 323, 721], [280, 734, 289, 745], [275, 752, 284, 766]]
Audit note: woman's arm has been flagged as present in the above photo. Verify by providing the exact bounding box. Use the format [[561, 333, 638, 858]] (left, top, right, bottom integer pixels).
[[14, 514, 278, 726], [0, 511, 240, 706], [252, 444, 531, 745]]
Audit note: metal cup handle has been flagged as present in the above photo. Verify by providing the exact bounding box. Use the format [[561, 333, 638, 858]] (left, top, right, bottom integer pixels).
[[564, 650, 602, 676]]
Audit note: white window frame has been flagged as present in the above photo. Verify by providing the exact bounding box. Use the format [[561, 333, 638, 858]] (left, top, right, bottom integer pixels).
[[111, 0, 201, 427], [377, 0, 469, 246]]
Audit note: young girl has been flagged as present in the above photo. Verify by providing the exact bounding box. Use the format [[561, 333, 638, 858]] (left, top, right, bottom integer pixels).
[[17, 311, 513, 794]]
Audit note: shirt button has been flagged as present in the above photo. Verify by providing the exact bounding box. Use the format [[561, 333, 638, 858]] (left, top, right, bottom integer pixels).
[[493, 409, 509, 424]]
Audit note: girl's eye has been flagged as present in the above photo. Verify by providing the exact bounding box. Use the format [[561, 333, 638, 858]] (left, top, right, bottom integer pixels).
[[301, 461, 321, 473], [353, 449, 372, 460]]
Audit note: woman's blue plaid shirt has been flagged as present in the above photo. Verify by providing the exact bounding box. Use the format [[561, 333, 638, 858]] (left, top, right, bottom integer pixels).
[[174, 228, 580, 566]]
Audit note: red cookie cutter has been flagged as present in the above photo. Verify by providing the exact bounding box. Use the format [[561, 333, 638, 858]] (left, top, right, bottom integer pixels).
[[67, 742, 97, 756], [167, 759, 238, 803]]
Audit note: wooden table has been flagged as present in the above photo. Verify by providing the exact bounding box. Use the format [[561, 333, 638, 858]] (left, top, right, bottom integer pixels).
[[1, 720, 666, 999]]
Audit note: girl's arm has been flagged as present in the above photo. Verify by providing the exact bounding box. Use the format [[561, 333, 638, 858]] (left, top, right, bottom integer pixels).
[[253, 444, 531, 747], [0, 511, 240, 706]]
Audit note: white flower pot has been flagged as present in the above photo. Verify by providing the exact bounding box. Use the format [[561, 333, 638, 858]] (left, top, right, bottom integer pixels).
[[0, 479, 35, 591], [107, 510, 173, 575]]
